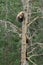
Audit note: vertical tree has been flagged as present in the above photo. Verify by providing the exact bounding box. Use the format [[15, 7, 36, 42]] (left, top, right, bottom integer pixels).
[[21, 0, 31, 65]]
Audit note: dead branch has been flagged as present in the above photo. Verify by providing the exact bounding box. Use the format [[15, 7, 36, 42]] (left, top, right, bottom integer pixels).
[[29, 30, 37, 39], [27, 58, 37, 65], [28, 16, 39, 27], [28, 54, 43, 59], [27, 46, 37, 54]]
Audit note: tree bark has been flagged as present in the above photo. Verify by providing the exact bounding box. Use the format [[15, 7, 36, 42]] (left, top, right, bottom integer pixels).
[[21, 0, 31, 65]]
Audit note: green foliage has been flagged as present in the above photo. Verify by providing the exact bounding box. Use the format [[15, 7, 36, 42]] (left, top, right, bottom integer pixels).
[[0, 0, 43, 65], [0, 0, 22, 65]]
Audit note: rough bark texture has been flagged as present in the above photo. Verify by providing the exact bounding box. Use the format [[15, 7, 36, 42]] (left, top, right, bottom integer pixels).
[[21, 0, 31, 65]]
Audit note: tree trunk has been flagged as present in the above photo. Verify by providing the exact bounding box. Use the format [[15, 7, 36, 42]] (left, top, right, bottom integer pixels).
[[21, 0, 31, 65]]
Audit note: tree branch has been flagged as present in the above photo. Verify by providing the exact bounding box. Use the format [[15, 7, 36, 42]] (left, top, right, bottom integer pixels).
[[27, 58, 37, 65], [28, 16, 39, 27]]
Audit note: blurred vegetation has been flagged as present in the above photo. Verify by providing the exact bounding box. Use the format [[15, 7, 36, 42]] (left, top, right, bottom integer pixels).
[[0, 0, 43, 65]]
